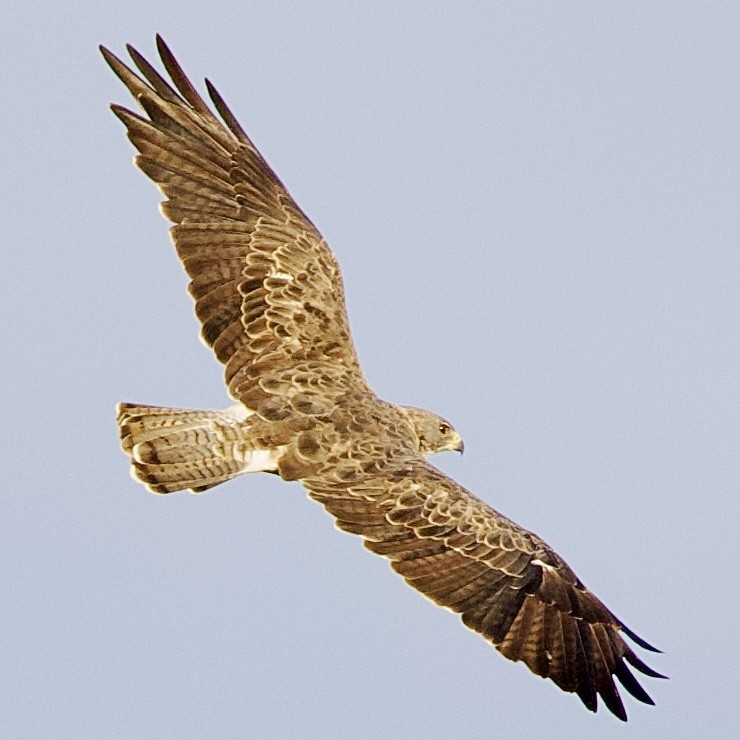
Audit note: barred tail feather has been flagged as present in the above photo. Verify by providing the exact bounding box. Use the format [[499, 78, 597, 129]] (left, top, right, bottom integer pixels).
[[116, 402, 279, 494]]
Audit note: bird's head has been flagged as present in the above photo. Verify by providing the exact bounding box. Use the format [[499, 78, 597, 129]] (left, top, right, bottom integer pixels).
[[401, 406, 464, 457]]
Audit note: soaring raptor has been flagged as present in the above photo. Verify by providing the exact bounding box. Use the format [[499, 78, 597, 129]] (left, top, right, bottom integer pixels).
[[103, 37, 664, 720]]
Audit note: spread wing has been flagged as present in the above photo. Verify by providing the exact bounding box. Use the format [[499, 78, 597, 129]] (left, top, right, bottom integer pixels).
[[305, 461, 665, 721], [101, 37, 370, 415]]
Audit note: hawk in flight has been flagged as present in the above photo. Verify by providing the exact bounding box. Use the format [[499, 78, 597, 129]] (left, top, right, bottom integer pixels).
[[103, 37, 664, 720]]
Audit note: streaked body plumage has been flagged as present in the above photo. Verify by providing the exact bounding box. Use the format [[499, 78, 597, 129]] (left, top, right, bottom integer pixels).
[[103, 37, 664, 721]]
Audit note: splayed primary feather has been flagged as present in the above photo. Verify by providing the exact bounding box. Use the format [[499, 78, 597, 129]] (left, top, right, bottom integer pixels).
[[103, 36, 665, 720]]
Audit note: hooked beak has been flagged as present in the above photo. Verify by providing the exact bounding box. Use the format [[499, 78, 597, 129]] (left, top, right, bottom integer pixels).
[[453, 435, 464, 455]]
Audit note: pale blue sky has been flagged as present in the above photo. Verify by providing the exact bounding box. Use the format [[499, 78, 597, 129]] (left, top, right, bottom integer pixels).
[[3, 3, 739, 738]]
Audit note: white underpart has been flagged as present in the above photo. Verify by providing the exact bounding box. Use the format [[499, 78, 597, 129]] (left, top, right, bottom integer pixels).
[[224, 403, 254, 422], [235, 446, 287, 474], [222, 404, 284, 473], [531, 558, 557, 573]]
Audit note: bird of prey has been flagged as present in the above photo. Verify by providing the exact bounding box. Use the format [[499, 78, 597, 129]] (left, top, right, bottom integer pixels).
[[102, 37, 664, 721]]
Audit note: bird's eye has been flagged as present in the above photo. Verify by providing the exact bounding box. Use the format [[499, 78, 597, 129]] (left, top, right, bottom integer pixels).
[[438, 423, 450, 435]]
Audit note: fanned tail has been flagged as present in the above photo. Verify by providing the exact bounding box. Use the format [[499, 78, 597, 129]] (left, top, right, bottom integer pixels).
[[116, 402, 277, 493]]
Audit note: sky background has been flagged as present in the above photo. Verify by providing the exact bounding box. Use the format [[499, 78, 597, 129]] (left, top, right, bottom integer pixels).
[[3, 2, 739, 738]]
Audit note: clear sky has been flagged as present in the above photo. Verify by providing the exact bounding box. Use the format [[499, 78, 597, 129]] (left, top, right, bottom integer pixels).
[[3, 3, 738, 738]]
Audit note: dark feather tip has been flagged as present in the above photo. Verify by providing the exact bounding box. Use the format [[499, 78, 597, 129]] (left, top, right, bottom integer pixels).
[[625, 650, 669, 680], [614, 662, 656, 706], [621, 623, 662, 653]]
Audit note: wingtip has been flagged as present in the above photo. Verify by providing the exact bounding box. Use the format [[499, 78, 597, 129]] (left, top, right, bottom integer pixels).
[[155, 34, 172, 60], [621, 623, 662, 653], [583, 693, 628, 722], [99, 44, 119, 68]]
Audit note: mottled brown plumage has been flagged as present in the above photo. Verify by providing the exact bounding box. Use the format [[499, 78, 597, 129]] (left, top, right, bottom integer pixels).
[[104, 37, 664, 721]]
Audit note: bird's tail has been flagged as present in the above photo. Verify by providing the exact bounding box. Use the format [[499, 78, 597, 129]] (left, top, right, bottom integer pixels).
[[116, 402, 276, 494]]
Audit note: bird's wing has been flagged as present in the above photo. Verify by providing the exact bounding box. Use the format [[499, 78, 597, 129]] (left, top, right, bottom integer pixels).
[[304, 459, 664, 720], [101, 37, 370, 414]]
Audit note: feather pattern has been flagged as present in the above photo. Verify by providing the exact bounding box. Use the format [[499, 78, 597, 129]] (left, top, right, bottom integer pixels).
[[103, 37, 664, 720], [303, 460, 663, 721], [101, 39, 369, 420]]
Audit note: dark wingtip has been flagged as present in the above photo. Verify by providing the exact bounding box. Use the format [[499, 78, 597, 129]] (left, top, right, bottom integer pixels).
[[624, 649, 669, 680], [153, 36, 177, 78], [204, 77, 251, 144], [614, 661, 656, 706], [155, 34, 169, 57], [99, 44, 119, 68], [621, 623, 662, 653], [584, 691, 627, 722]]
